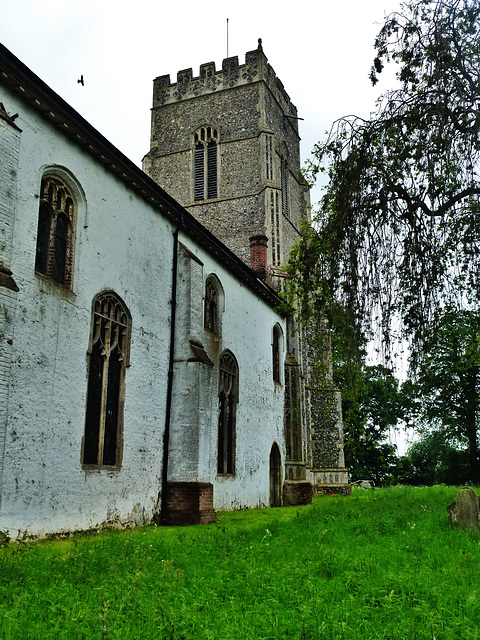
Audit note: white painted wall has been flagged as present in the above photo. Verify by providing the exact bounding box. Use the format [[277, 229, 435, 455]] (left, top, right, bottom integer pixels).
[[199, 259, 286, 510], [0, 87, 174, 536], [0, 83, 287, 537]]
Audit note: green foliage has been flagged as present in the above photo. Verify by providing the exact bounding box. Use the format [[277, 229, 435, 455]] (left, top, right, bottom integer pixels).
[[341, 365, 404, 485], [291, 0, 480, 357], [399, 431, 471, 485], [285, 0, 480, 485], [1, 487, 479, 639], [402, 308, 480, 482]]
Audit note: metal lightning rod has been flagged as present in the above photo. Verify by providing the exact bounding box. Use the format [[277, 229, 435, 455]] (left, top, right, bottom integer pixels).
[[227, 18, 229, 57]]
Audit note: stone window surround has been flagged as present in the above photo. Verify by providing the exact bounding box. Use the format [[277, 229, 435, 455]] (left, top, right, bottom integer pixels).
[[217, 350, 238, 476], [82, 291, 131, 471], [204, 273, 224, 335], [193, 126, 219, 202], [272, 323, 283, 385], [35, 173, 76, 287]]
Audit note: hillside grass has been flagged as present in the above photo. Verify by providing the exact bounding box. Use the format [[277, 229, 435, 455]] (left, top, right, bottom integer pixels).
[[1, 485, 479, 639]]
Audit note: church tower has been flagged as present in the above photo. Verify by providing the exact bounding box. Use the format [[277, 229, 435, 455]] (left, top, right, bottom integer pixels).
[[143, 39, 309, 280], [143, 41, 350, 501]]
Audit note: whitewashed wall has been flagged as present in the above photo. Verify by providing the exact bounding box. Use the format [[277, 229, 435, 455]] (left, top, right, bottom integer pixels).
[[198, 259, 286, 510], [0, 83, 287, 537]]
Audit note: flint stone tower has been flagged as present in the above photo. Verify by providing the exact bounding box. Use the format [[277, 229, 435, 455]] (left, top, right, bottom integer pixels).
[[143, 39, 308, 278], [143, 40, 349, 499]]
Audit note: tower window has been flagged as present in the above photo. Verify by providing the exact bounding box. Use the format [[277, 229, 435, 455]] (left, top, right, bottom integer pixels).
[[265, 134, 273, 180], [270, 191, 281, 266], [35, 176, 76, 286], [83, 292, 131, 469], [281, 157, 289, 218], [194, 127, 218, 201], [217, 351, 238, 475]]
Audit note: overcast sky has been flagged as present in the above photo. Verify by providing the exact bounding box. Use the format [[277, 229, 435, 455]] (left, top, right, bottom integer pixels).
[[2, 0, 401, 206]]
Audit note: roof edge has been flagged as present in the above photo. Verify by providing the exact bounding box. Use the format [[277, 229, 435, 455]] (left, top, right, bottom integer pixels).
[[0, 43, 287, 314]]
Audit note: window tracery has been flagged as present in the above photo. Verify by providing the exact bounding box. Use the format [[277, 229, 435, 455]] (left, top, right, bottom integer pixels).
[[217, 351, 238, 475], [35, 175, 76, 286], [83, 291, 131, 469], [194, 126, 218, 201]]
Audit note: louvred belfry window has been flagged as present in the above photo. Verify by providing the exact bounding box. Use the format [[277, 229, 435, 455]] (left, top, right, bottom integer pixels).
[[217, 351, 238, 475], [35, 176, 76, 286], [83, 292, 131, 468], [194, 126, 218, 201]]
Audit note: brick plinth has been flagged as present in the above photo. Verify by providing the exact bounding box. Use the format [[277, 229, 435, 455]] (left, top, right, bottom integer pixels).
[[164, 482, 216, 526]]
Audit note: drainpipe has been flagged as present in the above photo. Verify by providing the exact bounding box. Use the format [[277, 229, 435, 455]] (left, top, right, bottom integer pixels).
[[160, 227, 179, 525]]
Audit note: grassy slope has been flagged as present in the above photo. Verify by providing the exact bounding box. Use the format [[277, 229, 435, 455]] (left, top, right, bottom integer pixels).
[[1, 486, 479, 639]]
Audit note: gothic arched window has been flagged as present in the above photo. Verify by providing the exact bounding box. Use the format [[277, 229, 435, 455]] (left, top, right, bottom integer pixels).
[[194, 126, 218, 201], [83, 292, 131, 469], [35, 176, 76, 286], [204, 277, 219, 333], [272, 325, 282, 384], [217, 351, 238, 475]]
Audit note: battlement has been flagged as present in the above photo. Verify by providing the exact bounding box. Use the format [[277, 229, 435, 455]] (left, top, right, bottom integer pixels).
[[152, 40, 297, 117]]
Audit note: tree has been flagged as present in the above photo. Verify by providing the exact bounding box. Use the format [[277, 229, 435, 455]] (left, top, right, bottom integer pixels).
[[401, 431, 471, 484], [337, 359, 404, 485], [402, 309, 480, 482], [287, 0, 480, 358]]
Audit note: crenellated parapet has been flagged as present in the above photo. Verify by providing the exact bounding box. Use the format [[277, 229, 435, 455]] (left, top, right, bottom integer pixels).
[[152, 40, 298, 117]]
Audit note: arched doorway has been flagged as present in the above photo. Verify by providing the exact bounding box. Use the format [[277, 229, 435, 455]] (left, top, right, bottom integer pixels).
[[269, 443, 282, 507]]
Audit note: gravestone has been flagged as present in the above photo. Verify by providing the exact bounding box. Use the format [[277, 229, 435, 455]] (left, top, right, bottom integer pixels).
[[352, 480, 375, 490], [447, 487, 480, 530]]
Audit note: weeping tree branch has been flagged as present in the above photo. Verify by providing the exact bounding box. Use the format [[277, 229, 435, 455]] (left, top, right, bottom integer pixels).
[[287, 0, 480, 362]]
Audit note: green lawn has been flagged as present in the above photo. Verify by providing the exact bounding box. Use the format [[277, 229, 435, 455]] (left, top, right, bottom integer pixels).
[[1, 485, 479, 639]]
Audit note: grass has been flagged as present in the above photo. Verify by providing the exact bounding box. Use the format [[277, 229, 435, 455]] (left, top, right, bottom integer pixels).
[[1, 485, 479, 639]]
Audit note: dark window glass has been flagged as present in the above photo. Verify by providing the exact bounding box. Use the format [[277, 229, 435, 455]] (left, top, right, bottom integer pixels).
[[35, 176, 75, 286], [53, 213, 68, 283], [83, 339, 103, 465], [217, 352, 237, 475], [204, 279, 219, 333], [35, 203, 51, 275], [273, 327, 281, 383], [83, 293, 131, 468]]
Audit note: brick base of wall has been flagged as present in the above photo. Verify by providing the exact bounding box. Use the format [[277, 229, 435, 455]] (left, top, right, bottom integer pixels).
[[164, 482, 216, 526], [283, 481, 313, 506]]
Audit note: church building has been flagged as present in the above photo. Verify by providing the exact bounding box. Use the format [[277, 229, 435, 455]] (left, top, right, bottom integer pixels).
[[0, 41, 348, 538]]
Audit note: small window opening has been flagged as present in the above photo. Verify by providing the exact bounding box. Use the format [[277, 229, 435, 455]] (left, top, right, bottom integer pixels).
[[204, 278, 219, 333], [273, 326, 281, 384]]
